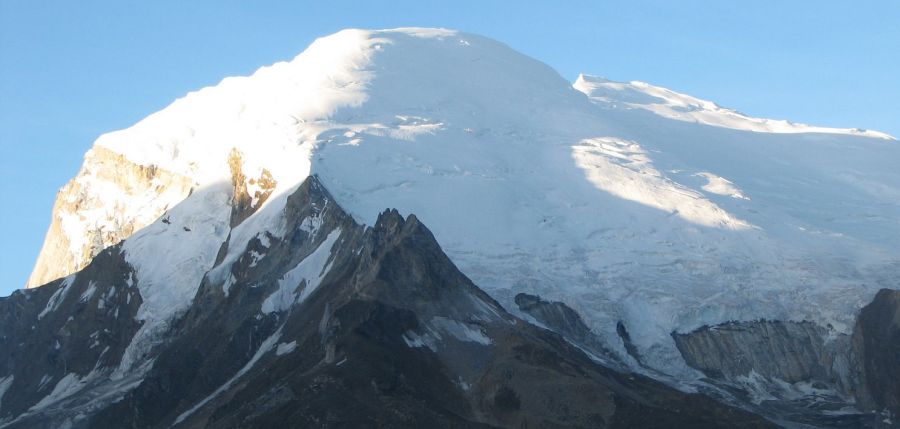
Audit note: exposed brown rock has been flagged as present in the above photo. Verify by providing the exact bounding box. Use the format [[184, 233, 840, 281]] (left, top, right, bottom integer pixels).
[[227, 148, 277, 227], [26, 146, 193, 288]]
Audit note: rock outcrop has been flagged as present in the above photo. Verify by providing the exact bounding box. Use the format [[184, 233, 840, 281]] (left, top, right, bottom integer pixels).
[[227, 148, 276, 228], [672, 301, 900, 427], [514, 293, 627, 368], [672, 320, 851, 390], [851, 288, 900, 419], [26, 146, 193, 288], [0, 245, 143, 422]]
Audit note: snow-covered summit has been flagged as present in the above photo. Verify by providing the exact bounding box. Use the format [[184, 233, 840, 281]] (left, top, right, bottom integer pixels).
[[28, 28, 900, 382], [93, 27, 585, 188]]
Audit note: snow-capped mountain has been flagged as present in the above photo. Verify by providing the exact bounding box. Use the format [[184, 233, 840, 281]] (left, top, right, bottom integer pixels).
[[9, 28, 900, 427]]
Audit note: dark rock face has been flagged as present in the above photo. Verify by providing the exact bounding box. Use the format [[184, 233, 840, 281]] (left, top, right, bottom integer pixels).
[[672, 320, 851, 389], [851, 288, 900, 418], [514, 293, 626, 368], [0, 245, 142, 423], [514, 293, 595, 345], [0, 176, 775, 428], [671, 309, 900, 427], [615, 321, 643, 365]]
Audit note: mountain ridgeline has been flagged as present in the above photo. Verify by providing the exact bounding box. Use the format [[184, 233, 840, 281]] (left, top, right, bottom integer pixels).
[[3, 176, 779, 428]]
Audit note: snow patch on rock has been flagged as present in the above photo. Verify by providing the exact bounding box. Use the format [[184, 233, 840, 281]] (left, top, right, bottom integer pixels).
[[29, 373, 89, 411], [173, 328, 282, 425], [275, 341, 297, 356], [430, 317, 492, 345], [38, 275, 76, 320], [0, 375, 13, 412], [261, 228, 341, 314]]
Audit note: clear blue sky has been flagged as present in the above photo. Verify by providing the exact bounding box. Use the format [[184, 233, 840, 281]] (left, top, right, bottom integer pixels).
[[1, 1, 898, 296]]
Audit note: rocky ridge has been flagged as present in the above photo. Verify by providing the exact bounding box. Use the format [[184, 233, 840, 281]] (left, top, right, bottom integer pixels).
[[1, 177, 776, 428]]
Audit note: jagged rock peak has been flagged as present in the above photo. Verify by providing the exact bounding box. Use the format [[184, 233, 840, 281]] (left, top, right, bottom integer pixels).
[[3, 175, 778, 427]]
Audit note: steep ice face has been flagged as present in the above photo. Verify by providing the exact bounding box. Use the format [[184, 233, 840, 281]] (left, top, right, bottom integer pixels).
[[113, 183, 232, 374], [27, 28, 900, 380]]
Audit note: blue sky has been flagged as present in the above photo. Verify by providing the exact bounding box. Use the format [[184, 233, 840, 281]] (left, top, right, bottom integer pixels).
[[1, 1, 898, 296]]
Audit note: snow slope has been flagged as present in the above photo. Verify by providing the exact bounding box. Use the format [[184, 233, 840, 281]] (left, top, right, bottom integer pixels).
[[30, 28, 900, 381], [573, 74, 894, 139]]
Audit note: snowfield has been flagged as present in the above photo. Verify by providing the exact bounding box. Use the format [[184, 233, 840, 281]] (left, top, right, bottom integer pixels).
[[31, 28, 900, 382]]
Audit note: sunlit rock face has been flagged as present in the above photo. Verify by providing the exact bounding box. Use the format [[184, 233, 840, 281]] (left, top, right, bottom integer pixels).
[[27, 146, 193, 288]]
